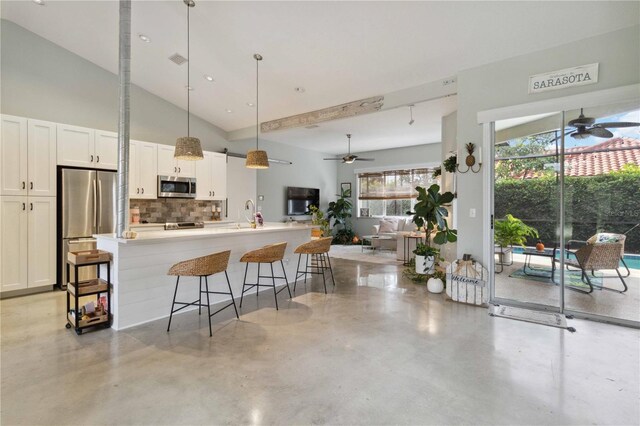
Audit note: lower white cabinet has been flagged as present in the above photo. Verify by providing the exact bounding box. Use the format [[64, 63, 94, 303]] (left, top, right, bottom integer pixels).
[[0, 196, 56, 292]]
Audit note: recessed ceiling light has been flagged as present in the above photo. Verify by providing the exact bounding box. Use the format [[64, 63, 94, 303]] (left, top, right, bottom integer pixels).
[[204, 74, 214, 82], [138, 34, 151, 43], [225, 109, 233, 113], [246, 102, 255, 107], [32, 0, 45, 5], [294, 87, 306, 93], [185, 85, 193, 91]]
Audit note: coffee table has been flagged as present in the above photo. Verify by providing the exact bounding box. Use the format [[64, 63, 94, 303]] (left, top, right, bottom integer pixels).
[[361, 235, 393, 253]]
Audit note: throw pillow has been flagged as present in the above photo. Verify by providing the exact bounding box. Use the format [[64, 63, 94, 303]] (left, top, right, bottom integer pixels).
[[379, 218, 398, 233]]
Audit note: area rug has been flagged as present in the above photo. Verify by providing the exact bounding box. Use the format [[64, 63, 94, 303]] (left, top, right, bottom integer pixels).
[[509, 268, 602, 290], [328, 245, 402, 266], [490, 305, 575, 332]]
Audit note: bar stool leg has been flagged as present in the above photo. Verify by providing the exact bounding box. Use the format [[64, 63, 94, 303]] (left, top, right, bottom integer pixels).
[[270, 262, 279, 310], [280, 260, 292, 298], [167, 276, 180, 332], [198, 276, 202, 315], [204, 275, 213, 337], [257, 263, 261, 299], [304, 254, 309, 284], [225, 271, 240, 319], [318, 254, 327, 294], [240, 263, 249, 308], [294, 253, 302, 292], [326, 254, 336, 286]]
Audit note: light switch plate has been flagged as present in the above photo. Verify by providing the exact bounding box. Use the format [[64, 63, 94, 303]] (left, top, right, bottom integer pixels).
[[469, 208, 476, 218], [258, 195, 264, 201]]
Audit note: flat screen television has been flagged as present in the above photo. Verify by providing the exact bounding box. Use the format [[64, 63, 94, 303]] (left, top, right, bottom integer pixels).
[[286, 187, 320, 216]]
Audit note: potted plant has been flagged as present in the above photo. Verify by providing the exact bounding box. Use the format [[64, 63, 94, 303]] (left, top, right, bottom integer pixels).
[[494, 214, 539, 263], [407, 183, 457, 274], [413, 243, 440, 274], [427, 270, 446, 294], [327, 187, 354, 244], [443, 154, 457, 173], [309, 205, 330, 237]]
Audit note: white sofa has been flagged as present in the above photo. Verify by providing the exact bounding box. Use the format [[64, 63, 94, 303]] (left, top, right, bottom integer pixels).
[[371, 217, 422, 260]]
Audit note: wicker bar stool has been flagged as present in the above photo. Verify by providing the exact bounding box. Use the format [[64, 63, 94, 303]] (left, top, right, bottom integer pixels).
[[239, 242, 291, 310], [166, 250, 239, 337], [293, 237, 335, 294]]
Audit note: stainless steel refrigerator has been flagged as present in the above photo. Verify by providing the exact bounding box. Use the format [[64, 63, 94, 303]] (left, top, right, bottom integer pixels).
[[59, 168, 116, 287]]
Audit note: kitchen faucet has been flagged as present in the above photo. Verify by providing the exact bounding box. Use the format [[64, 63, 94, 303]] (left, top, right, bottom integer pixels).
[[244, 199, 256, 224]]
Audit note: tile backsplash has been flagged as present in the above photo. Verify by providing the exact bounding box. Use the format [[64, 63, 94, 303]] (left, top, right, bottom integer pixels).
[[131, 198, 224, 223]]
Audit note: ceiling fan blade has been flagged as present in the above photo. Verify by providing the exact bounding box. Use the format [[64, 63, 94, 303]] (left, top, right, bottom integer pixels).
[[588, 127, 614, 138], [355, 158, 376, 161], [593, 121, 640, 128], [323, 158, 342, 160]]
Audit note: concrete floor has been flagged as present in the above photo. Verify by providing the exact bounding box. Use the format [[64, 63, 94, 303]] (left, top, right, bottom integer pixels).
[[1, 258, 639, 425]]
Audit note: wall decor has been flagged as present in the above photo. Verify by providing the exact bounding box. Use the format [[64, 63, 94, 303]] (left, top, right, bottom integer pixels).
[[360, 208, 370, 217], [341, 182, 352, 197], [456, 143, 482, 173], [528, 63, 599, 94]]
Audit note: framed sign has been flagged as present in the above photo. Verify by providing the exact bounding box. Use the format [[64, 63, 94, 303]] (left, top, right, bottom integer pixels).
[[446, 259, 488, 306], [529, 63, 599, 94], [340, 182, 352, 197]]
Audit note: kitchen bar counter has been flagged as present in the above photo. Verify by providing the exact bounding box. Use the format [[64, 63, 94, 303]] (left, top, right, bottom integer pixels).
[[95, 223, 313, 330]]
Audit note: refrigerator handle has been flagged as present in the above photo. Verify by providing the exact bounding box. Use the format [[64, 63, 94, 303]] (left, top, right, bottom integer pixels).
[[93, 178, 98, 232], [97, 179, 103, 232]]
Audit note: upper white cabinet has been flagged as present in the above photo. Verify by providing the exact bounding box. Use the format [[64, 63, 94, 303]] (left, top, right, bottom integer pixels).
[[57, 124, 95, 168], [158, 144, 196, 178], [94, 130, 119, 170], [196, 151, 227, 200], [57, 124, 117, 170], [1, 115, 56, 197], [0, 115, 28, 196], [130, 140, 157, 199]]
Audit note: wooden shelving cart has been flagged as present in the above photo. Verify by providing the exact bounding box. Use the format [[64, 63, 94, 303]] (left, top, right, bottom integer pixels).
[[65, 249, 112, 335]]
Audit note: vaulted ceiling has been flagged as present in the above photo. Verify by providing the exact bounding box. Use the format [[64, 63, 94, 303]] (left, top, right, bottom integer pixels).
[[2, 1, 638, 154]]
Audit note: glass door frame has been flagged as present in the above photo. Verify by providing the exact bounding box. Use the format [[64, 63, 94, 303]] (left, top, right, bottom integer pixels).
[[481, 84, 640, 328]]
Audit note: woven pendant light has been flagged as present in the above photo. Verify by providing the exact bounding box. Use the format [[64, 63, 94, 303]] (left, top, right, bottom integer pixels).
[[175, 0, 203, 161], [246, 53, 269, 169]]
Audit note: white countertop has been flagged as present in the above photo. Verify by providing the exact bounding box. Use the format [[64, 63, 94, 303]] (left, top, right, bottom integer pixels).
[[95, 222, 314, 245], [129, 220, 234, 228]]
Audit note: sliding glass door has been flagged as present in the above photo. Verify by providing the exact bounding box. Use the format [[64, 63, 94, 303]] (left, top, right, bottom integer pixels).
[[490, 98, 640, 326]]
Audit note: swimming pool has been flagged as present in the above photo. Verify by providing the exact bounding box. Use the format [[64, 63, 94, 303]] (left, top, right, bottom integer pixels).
[[510, 246, 640, 270]]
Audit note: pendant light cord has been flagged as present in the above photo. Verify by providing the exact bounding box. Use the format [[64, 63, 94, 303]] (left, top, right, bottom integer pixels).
[[187, 4, 190, 138]]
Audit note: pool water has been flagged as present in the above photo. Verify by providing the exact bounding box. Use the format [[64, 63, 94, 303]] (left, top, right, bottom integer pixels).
[[511, 247, 640, 270]]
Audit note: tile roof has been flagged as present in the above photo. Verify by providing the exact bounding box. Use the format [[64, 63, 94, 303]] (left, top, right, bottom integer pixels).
[[563, 137, 640, 177]]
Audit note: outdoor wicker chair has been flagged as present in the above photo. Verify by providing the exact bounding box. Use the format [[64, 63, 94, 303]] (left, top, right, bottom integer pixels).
[[553, 233, 630, 294]]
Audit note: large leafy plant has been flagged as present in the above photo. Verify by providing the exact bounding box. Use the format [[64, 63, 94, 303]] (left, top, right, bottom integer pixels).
[[328, 187, 353, 243], [407, 184, 457, 245], [494, 214, 538, 248]]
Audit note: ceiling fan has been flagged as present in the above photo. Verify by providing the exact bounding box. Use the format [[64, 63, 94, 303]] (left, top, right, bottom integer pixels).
[[566, 108, 639, 139], [323, 134, 375, 164]]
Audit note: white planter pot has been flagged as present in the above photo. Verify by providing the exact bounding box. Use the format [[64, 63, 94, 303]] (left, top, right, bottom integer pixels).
[[415, 255, 435, 274], [427, 277, 444, 294]]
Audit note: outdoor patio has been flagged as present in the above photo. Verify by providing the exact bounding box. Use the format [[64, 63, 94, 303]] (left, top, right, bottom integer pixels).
[[495, 252, 640, 323]]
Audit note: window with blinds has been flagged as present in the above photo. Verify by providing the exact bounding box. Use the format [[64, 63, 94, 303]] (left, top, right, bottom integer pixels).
[[357, 168, 435, 217]]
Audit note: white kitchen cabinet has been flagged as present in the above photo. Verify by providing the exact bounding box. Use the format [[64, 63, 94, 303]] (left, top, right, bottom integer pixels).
[[1, 116, 57, 197], [0, 115, 28, 196], [57, 124, 95, 168], [196, 151, 227, 200], [130, 140, 157, 199], [94, 130, 119, 170], [28, 119, 57, 196], [0, 196, 28, 292], [158, 144, 196, 178], [0, 196, 55, 292], [27, 197, 56, 288]]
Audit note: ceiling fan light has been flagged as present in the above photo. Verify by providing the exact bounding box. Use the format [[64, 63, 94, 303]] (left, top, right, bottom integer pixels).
[[175, 136, 204, 160], [246, 149, 269, 169]]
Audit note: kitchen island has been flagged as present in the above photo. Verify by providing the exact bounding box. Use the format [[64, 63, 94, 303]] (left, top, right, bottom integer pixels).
[[95, 223, 313, 330]]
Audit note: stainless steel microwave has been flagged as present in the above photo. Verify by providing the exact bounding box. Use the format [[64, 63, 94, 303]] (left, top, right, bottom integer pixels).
[[157, 175, 196, 198]]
